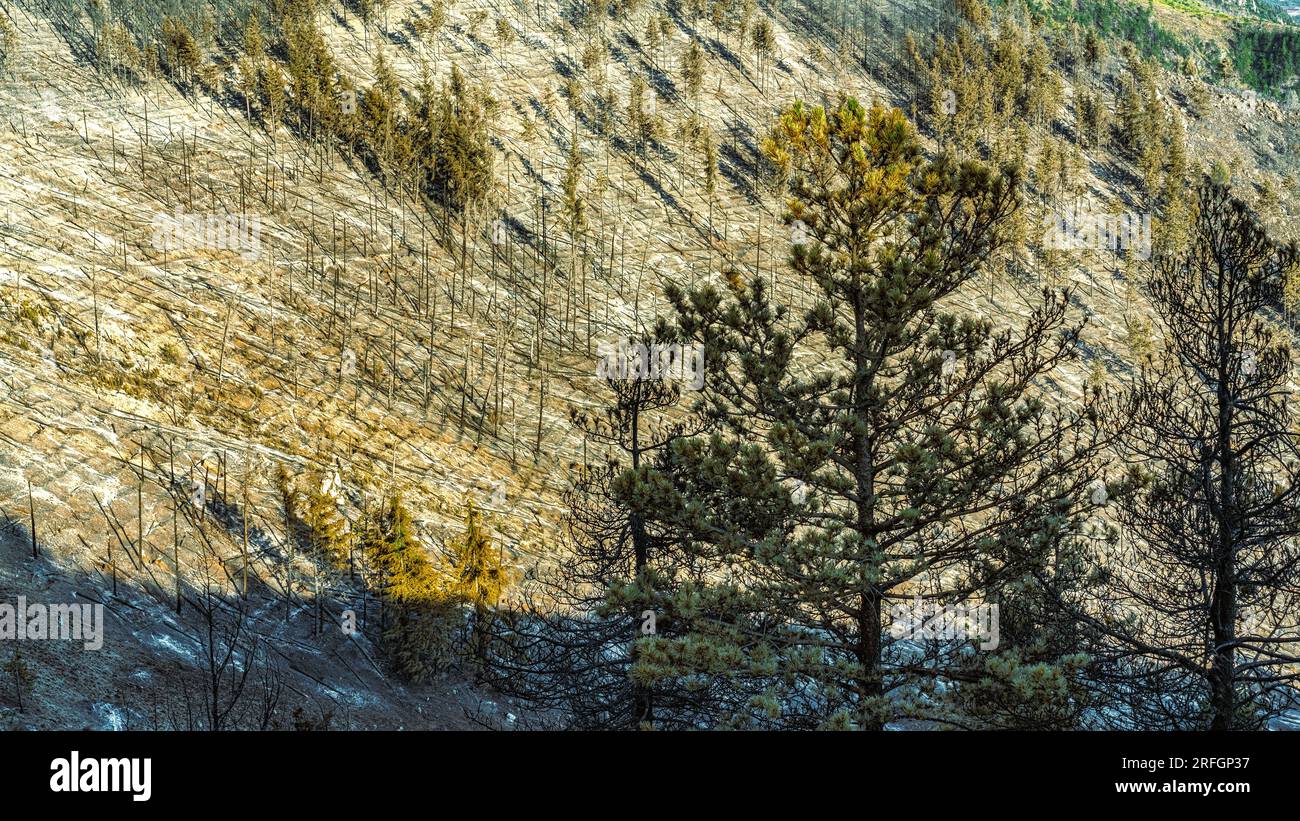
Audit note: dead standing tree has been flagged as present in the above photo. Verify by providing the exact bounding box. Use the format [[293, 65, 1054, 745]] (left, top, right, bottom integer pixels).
[[1051, 179, 1300, 730]]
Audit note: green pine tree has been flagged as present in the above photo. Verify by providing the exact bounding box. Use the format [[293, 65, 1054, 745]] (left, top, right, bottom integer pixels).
[[368, 494, 458, 683], [638, 99, 1106, 729], [449, 500, 507, 670]]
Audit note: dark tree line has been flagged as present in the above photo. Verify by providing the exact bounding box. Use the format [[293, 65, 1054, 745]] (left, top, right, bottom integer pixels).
[[485, 103, 1300, 731]]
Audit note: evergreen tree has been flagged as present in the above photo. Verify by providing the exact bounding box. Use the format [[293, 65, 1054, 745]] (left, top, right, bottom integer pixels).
[[562, 131, 587, 242], [495, 17, 514, 47], [1084, 27, 1104, 66], [160, 16, 205, 91], [261, 60, 287, 137], [1156, 110, 1192, 257], [283, 12, 340, 140], [750, 18, 774, 90], [405, 63, 496, 262], [368, 494, 458, 683], [237, 51, 260, 121], [1076, 90, 1107, 149], [628, 74, 651, 154], [449, 500, 507, 671], [638, 100, 1106, 729], [681, 38, 705, 106]]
